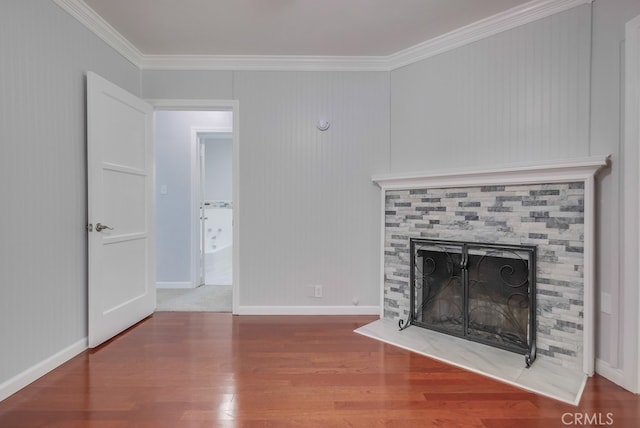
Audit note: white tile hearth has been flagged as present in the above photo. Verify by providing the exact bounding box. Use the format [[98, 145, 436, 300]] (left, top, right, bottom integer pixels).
[[355, 318, 587, 405]]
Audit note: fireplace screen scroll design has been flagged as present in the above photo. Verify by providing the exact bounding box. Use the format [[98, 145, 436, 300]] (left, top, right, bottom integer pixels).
[[400, 238, 537, 367]]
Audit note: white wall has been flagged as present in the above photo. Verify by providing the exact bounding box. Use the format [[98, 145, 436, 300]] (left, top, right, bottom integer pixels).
[[590, 0, 640, 389], [204, 136, 233, 202], [390, 5, 591, 172], [233, 71, 389, 310], [154, 111, 232, 285], [0, 0, 140, 392], [143, 70, 233, 100]]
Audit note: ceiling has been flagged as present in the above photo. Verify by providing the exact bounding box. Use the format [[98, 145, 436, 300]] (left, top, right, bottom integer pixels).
[[80, 0, 534, 57]]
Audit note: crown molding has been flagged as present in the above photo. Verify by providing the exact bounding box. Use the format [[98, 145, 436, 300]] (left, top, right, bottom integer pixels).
[[53, 0, 592, 72], [52, 0, 143, 67], [387, 0, 593, 70], [140, 54, 391, 72]]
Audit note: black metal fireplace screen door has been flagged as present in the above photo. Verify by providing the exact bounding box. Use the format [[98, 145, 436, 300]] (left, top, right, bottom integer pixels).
[[400, 238, 537, 367]]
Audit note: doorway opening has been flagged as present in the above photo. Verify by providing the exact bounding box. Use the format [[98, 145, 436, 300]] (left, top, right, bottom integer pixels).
[[151, 101, 239, 313], [197, 130, 233, 286]]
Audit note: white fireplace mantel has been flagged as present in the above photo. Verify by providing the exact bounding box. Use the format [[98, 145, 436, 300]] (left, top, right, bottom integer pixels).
[[372, 156, 610, 190], [372, 155, 610, 376]]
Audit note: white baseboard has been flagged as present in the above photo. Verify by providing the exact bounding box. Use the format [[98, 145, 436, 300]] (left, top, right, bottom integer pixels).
[[234, 305, 380, 316], [0, 338, 87, 402], [156, 281, 195, 289], [595, 358, 627, 390]]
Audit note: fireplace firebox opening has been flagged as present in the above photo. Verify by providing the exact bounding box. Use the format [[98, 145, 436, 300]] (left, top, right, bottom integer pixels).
[[400, 238, 537, 367]]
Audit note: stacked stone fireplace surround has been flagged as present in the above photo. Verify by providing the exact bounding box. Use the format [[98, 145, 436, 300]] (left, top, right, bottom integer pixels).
[[383, 182, 586, 370]]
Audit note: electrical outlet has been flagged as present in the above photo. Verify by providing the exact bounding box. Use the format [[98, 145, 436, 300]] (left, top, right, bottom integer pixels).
[[600, 292, 612, 314], [314, 284, 323, 298]]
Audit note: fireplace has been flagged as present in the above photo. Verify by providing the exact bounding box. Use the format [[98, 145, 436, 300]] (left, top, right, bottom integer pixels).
[[372, 156, 609, 376], [401, 238, 537, 367]]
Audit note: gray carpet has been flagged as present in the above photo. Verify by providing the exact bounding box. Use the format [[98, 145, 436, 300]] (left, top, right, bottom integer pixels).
[[156, 285, 232, 312]]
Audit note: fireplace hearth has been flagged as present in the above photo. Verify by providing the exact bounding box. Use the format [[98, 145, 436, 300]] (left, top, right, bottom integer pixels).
[[400, 238, 537, 367]]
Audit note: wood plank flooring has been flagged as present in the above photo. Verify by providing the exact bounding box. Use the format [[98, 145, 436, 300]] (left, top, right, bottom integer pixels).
[[0, 313, 638, 427]]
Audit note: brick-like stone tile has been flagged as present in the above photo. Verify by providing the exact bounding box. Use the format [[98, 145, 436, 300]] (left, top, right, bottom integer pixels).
[[383, 182, 585, 370]]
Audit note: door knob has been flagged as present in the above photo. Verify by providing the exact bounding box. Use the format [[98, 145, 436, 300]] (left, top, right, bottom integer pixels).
[[95, 223, 114, 232]]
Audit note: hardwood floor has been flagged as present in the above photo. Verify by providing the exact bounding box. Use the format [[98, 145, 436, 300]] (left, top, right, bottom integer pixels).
[[0, 313, 638, 427]]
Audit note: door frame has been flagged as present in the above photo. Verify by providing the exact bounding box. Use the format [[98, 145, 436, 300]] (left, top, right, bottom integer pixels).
[[149, 99, 240, 314], [191, 127, 233, 287]]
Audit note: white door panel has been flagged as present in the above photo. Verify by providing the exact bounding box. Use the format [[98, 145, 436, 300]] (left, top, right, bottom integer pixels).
[[99, 94, 147, 169], [87, 72, 155, 348], [101, 239, 148, 309], [103, 168, 147, 234]]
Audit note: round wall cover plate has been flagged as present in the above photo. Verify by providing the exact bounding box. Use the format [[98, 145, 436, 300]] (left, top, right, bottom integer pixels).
[[316, 120, 330, 131]]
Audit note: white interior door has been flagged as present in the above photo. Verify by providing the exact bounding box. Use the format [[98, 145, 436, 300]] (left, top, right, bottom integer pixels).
[[87, 72, 155, 348]]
